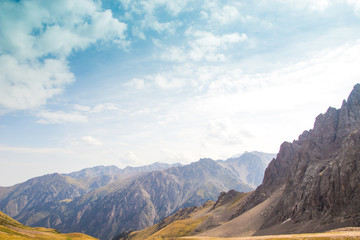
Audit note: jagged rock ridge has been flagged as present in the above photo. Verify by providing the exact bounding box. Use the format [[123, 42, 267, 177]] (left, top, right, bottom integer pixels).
[[234, 84, 360, 234]]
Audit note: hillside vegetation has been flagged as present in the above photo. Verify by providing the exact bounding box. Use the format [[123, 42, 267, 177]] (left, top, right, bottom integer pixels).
[[0, 211, 97, 240]]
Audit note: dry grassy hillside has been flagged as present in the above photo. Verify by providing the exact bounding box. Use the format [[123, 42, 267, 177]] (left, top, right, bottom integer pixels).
[[179, 228, 360, 240], [0, 211, 97, 240], [120, 190, 249, 240]]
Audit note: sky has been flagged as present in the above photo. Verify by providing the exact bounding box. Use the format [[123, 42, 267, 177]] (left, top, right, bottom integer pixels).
[[1, 0, 360, 186]]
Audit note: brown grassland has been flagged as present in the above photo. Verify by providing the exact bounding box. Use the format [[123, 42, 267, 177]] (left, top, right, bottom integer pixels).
[[177, 228, 360, 240], [0, 211, 98, 240]]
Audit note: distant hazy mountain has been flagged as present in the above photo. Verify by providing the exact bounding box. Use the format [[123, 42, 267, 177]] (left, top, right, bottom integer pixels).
[[0, 152, 273, 240], [219, 151, 275, 188], [66, 162, 181, 179]]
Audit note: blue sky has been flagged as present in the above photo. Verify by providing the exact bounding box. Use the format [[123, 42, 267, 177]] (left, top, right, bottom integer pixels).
[[1, 0, 360, 186]]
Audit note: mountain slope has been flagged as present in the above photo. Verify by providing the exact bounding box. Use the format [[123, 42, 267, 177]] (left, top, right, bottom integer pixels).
[[0, 173, 88, 220], [0, 210, 97, 240], [0, 163, 177, 224], [53, 158, 254, 240], [119, 190, 249, 240]]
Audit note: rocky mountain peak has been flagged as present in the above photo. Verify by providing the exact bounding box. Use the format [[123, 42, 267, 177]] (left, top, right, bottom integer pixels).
[[248, 84, 360, 232], [346, 83, 360, 106]]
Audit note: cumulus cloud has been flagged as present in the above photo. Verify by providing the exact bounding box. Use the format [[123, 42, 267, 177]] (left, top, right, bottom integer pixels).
[[126, 78, 146, 90], [0, 0, 127, 111], [161, 30, 247, 62], [81, 136, 103, 146], [92, 103, 119, 113], [274, 0, 360, 13], [204, 119, 249, 146], [73, 104, 92, 112], [346, 0, 360, 15], [73, 103, 119, 113], [0, 55, 74, 110], [202, 1, 244, 25], [36, 111, 88, 124], [119, 151, 143, 166], [121, 0, 189, 16], [120, 0, 187, 36], [153, 75, 185, 89], [125, 71, 188, 90]]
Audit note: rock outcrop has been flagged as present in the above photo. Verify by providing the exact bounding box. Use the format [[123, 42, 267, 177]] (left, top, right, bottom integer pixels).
[[242, 84, 360, 234]]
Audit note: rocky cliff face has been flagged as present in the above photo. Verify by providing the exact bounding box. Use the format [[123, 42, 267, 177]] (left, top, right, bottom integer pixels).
[[246, 84, 360, 232]]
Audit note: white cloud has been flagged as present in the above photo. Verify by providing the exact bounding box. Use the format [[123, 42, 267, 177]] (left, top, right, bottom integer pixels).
[[308, 0, 330, 11], [126, 78, 146, 90], [36, 111, 88, 124], [346, 0, 360, 15], [210, 4, 242, 24], [0, 0, 127, 111], [125, 73, 186, 90], [125, 40, 360, 158], [153, 75, 185, 89], [92, 103, 119, 113], [119, 151, 143, 166], [73, 102, 119, 113], [160, 148, 192, 163], [204, 119, 247, 145], [272, 0, 331, 12], [0, 0, 127, 60], [127, 0, 190, 17], [73, 103, 119, 113], [200, 1, 253, 25], [81, 136, 103, 146], [161, 31, 247, 62], [0, 55, 74, 110], [274, 0, 360, 13], [73, 104, 92, 112], [145, 17, 178, 34], [121, 0, 186, 36]]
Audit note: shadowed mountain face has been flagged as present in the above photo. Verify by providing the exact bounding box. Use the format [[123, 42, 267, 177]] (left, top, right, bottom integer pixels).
[[57, 159, 253, 239], [211, 84, 360, 236], [122, 84, 360, 239], [252, 83, 360, 233], [0, 162, 178, 222], [0, 152, 273, 240]]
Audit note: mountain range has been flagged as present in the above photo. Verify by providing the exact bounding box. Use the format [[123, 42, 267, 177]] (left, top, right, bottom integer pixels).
[[123, 84, 360, 239], [0, 151, 274, 240]]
